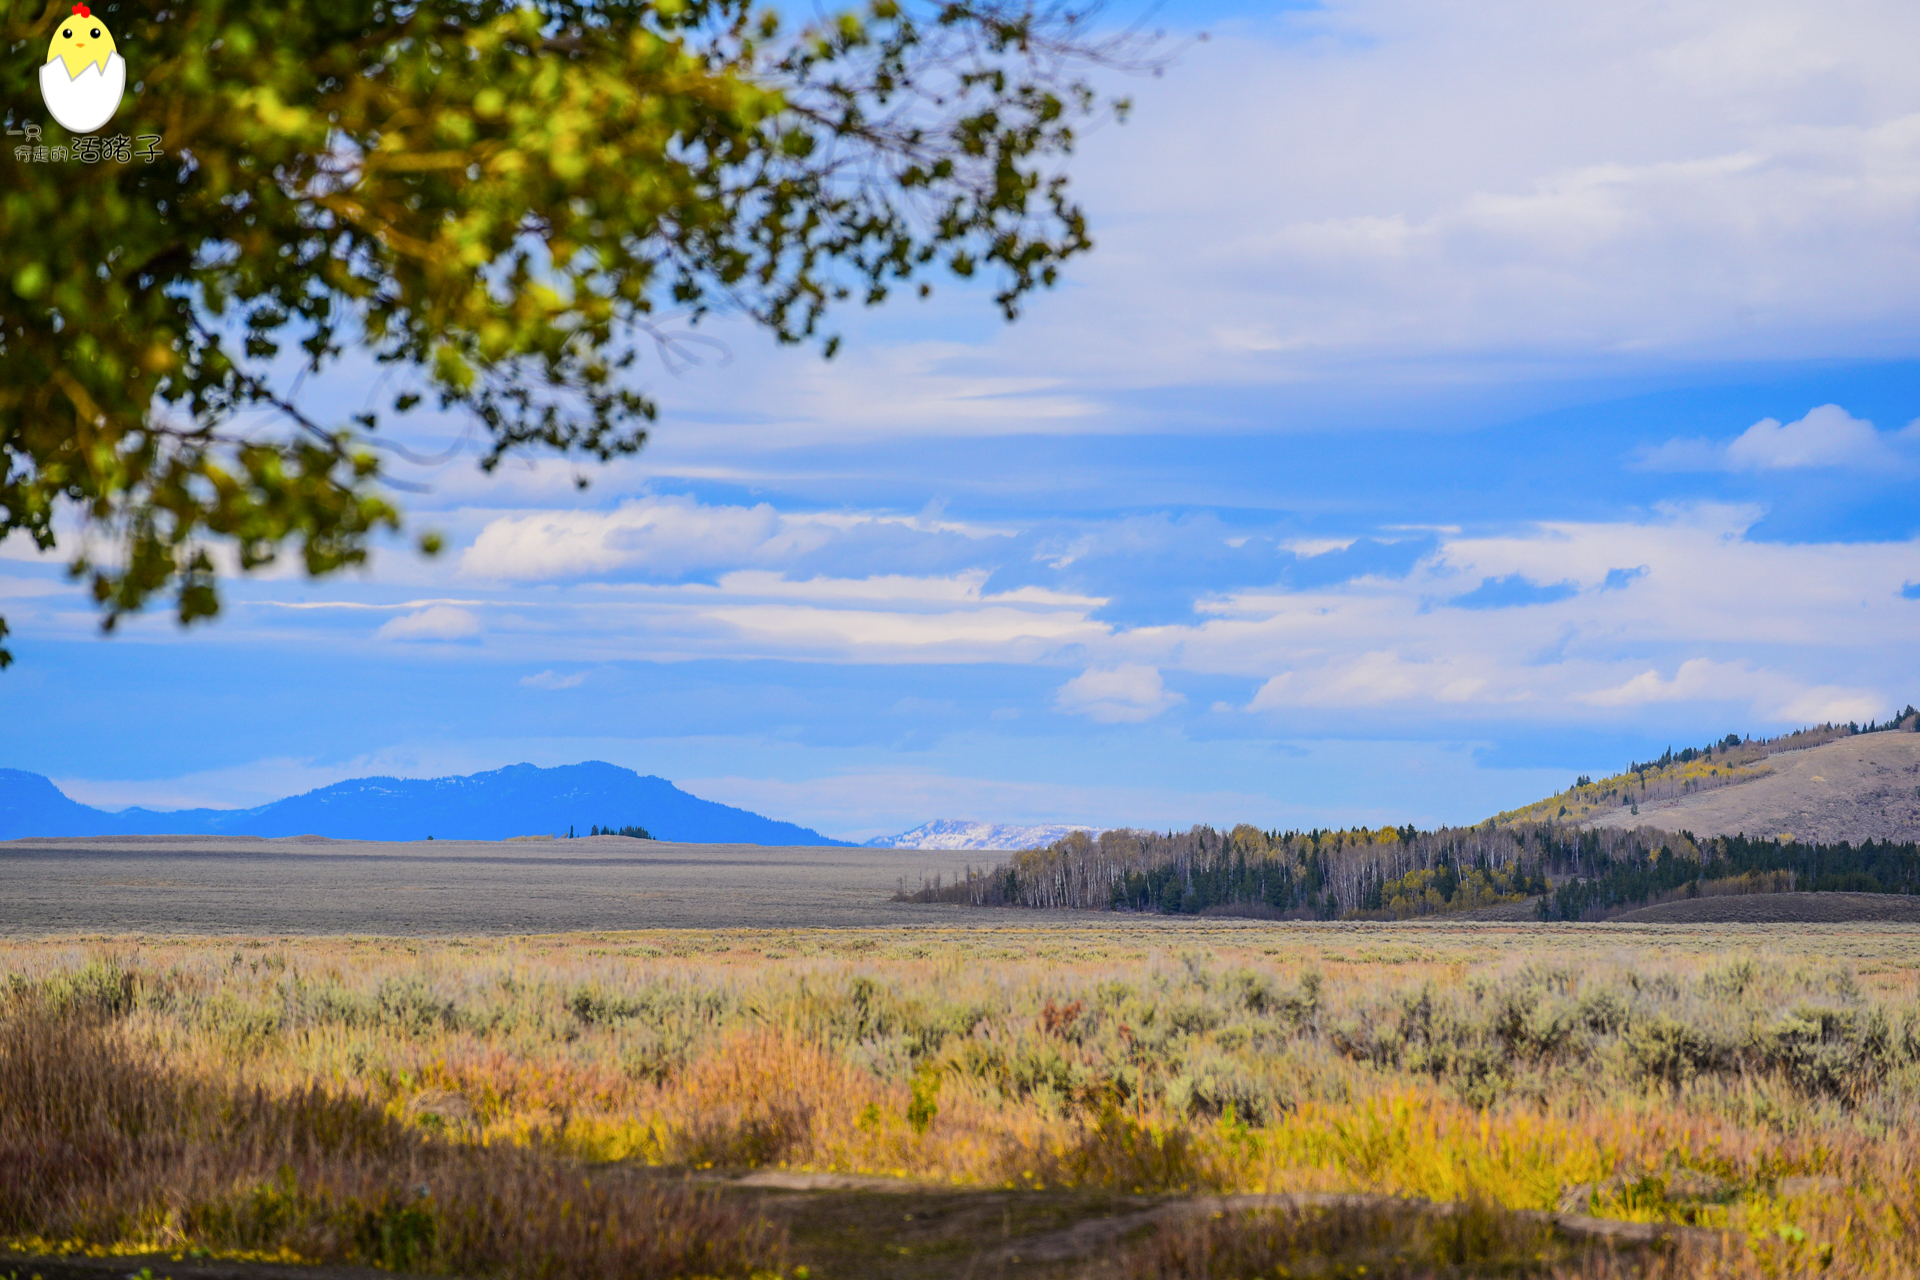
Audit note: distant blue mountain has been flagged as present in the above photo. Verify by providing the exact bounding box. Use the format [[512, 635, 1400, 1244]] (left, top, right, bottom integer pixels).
[[0, 762, 850, 845]]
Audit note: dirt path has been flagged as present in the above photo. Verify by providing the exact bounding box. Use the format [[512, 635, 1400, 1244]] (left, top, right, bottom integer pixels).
[[674, 1171, 1719, 1279], [2, 1174, 1712, 1280], [1588, 731, 1920, 843]]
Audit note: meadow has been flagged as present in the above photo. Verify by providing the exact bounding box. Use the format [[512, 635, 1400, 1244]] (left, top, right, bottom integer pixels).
[[5, 919, 1920, 1278]]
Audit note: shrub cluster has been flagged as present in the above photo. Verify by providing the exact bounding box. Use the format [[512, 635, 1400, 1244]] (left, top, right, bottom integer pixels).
[[1324, 961, 1919, 1107]]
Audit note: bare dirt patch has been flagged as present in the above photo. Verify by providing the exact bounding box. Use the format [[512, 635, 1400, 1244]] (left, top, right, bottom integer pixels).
[[1588, 731, 1920, 843], [1609, 891, 1920, 924]]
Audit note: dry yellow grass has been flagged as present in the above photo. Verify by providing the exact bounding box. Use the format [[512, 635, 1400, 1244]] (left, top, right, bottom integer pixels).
[[5, 919, 1919, 1277]]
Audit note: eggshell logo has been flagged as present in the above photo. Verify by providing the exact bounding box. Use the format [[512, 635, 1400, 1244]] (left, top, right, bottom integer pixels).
[[40, 3, 125, 135]]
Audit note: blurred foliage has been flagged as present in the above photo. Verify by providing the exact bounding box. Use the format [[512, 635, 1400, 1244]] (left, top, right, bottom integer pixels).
[[0, 0, 1145, 664]]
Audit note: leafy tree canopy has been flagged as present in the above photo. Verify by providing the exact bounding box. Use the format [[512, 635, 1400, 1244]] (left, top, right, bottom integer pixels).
[[0, 0, 1146, 666]]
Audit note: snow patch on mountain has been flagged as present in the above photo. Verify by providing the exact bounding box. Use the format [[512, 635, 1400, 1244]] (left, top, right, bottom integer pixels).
[[865, 819, 1104, 850]]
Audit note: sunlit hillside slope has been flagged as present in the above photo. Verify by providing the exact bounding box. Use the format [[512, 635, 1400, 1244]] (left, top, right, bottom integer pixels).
[[1494, 712, 1919, 843]]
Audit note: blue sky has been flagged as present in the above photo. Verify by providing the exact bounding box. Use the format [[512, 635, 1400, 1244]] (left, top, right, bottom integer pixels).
[[4, 0, 1919, 839]]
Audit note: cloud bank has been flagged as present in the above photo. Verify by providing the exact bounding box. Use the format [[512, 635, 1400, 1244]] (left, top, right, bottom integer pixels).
[[83, 488, 1891, 734]]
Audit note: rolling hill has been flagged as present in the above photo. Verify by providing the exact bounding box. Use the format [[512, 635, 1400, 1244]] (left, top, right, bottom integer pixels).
[[0, 762, 850, 846]]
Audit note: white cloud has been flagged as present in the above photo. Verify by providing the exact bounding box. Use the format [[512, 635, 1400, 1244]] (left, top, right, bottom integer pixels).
[[1584, 657, 1772, 707], [1725, 405, 1895, 470], [1582, 658, 1882, 723], [1774, 685, 1892, 724], [376, 605, 482, 642], [1054, 664, 1184, 723], [461, 496, 792, 581], [519, 670, 587, 690], [1644, 405, 1903, 472]]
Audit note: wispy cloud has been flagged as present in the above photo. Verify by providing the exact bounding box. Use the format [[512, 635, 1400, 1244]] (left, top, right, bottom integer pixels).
[[459, 495, 1007, 584], [520, 670, 587, 690], [1247, 652, 1492, 710], [376, 605, 482, 642], [47, 749, 488, 812]]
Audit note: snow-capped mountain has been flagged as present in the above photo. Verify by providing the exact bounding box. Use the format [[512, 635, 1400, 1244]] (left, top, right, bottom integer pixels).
[[864, 819, 1104, 850]]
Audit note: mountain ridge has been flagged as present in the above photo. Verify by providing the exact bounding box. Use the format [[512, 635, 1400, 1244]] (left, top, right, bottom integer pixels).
[[0, 762, 850, 846]]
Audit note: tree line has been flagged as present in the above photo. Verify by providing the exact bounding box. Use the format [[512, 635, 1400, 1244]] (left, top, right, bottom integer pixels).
[[1543, 832, 1920, 919], [907, 822, 1568, 918], [902, 821, 1920, 922]]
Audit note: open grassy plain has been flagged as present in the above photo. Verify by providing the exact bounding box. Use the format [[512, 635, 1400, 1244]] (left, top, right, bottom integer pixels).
[[0, 835, 989, 935], [1611, 894, 1920, 924], [6, 919, 1920, 1278]]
